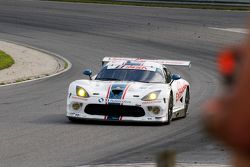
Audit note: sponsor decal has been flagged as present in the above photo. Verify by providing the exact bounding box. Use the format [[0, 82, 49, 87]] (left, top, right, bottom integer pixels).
[[98, 98, 104, 103], [125, 61, 142, 66], [107, 65, 156, 71], [108, 99, 131, 104], [107, 115, 120, 121], [123, 65, 147, 70], [142, 100, 162, 104], [176, 84, 188, 102], [99, 98, 131, 104]]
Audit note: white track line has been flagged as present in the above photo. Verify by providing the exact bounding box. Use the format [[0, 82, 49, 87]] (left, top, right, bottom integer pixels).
[[0, 39, 72, 88], [209, 27, 248, 34]]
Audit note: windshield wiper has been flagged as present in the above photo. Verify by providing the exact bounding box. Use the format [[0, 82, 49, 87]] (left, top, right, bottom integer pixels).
[[97, 78, 121, 81], [129, 80, 162, 83], [126, 80, 149, 83], [137, 81, 150, 83]]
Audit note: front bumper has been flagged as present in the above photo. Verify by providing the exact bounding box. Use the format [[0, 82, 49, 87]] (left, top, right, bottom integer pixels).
[[66, 95, 168, 123]]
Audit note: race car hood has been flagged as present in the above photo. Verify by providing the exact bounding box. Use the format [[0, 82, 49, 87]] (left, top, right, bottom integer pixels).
[[70, 79, 167, 99]]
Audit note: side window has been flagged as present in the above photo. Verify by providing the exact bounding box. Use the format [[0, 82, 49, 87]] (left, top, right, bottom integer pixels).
[[163, 67, 172, 83]]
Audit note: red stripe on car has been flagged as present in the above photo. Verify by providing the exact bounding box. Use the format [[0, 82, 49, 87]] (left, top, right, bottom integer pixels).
[[105, 84, 112, 104], [121, 84, 131, 101]]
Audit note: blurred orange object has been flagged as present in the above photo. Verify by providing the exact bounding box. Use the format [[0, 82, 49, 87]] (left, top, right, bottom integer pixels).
[[218, 49, 236, 77], [204, 33, 250, 167]]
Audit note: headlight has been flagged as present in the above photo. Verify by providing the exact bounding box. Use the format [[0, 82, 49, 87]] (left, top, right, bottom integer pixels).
[[76, 86, 89, 98], [142, 91, 161, 101]]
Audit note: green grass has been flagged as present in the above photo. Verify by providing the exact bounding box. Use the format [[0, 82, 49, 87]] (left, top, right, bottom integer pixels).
[[64, 61, 68, 69], [0, 50, 15, 70], [47, 0, 250, 11]]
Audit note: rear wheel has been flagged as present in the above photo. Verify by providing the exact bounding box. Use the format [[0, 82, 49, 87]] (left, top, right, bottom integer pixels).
[[183, 89, 190, 118], [166, 94, 173, 125]]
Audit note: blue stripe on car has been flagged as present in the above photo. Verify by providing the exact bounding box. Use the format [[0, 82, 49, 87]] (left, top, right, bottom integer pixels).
[[108, 83, 127, 103]]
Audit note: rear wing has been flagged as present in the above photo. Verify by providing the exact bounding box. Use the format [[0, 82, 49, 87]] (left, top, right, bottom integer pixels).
[[102, 57, 191, 69]]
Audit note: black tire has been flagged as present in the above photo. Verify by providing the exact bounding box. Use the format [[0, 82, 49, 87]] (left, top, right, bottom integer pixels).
[[183, 89, 190, 118], [68, 117, 78, 123], [166, 94, 173, 125]]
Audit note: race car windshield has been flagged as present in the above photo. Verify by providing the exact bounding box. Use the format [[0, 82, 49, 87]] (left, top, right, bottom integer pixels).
[[95, 68, 165, 83]]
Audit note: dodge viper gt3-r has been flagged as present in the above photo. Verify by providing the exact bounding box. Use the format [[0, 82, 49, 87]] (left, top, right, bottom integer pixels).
[[67, 57, 191, 124]]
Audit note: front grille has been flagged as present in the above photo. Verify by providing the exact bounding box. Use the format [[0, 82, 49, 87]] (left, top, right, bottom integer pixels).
[[84, 104, 145, 117]]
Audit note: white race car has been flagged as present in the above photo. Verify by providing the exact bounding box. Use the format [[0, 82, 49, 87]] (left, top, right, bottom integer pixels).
[[67, 57, 191, 124]]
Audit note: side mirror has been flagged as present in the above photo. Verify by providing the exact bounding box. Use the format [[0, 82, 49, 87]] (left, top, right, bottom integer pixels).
[[83, 69, 92, 80], [172, 74, 181, 80]]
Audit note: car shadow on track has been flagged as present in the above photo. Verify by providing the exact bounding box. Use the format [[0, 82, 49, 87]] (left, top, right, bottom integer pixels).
[[67, 118, 168, 127], [29, 114, 183, 127]]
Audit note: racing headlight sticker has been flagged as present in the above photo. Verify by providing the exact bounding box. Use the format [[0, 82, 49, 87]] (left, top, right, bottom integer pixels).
[[141, 90, 161, 101], [76, 86, 89, 98]]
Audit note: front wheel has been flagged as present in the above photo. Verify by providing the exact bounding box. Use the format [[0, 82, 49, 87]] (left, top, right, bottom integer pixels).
[[68, 117, 79, 123], [166, 94, 173, 125]]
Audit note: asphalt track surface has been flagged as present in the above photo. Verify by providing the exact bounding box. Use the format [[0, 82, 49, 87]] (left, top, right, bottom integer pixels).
[[0, 1, 248, 167]]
